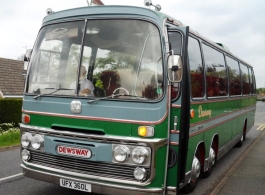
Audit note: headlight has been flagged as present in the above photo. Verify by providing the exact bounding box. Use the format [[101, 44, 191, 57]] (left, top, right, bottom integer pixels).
[[134, 167, 147, 181], [113, 145, 130, 162], [21, 133, 32, 147], [21, 149, 31, 161], [132, 147, 148, 164], [31, 134, 44, 150]]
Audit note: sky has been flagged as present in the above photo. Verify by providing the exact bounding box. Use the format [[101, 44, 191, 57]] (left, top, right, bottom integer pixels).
[[0, 0, 264, 88]]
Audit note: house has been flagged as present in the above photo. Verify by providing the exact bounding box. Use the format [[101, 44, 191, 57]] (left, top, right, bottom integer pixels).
[[0, 57, 26, 98]]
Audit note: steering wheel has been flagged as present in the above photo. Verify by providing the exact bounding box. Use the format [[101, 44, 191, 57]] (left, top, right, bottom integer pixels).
[[113, 87, 129, 95]]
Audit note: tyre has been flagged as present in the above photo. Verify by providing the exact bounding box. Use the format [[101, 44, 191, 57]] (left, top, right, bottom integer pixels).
[[202, 146, 216, 178], [181, 150, 201, 193], [235, 134, 244, 147]]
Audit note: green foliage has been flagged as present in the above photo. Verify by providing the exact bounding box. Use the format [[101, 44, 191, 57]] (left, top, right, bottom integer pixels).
[[0, 128, 20, 148], [0, 123, 17, 133], [0, 99, 22, 126], [95, 51, 136, 71], [257, 88, 265, 94], [95, 79, 104, 89]]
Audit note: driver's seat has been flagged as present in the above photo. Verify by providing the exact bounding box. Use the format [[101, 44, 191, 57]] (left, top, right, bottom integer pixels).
[[100, 71, 121, 96]]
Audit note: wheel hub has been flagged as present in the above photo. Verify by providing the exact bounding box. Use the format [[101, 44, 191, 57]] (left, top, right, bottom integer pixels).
[[209, 147, 216, 166], [191, 156, 201, 181]]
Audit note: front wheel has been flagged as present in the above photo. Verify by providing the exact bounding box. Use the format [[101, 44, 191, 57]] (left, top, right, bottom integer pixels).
[[181, 150, 201, 193]]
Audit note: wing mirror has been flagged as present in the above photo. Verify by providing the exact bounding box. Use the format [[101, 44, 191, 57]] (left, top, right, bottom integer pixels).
[[168, 51, 183, 83]]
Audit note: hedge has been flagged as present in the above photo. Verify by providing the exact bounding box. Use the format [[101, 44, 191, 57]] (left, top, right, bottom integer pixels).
[[0, 98, 22, 126]]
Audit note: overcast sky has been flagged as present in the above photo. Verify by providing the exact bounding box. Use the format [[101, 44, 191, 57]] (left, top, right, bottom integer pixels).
[[0, 0, 264, 88]]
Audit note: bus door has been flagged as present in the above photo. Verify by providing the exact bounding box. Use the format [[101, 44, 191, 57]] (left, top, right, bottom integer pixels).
[[167, 25, 190, 194]]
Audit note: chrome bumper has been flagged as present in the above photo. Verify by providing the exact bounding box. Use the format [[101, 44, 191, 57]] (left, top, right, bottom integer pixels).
[[21, 164, 164, 195]]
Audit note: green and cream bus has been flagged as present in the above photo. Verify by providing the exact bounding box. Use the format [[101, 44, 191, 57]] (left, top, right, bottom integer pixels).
[[20, 2, 256, 195]]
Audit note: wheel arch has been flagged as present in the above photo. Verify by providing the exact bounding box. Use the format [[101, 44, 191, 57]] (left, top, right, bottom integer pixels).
[[193, 141, 206, 170], [210, 133, 219, 158], [243, 118, 248, 140]]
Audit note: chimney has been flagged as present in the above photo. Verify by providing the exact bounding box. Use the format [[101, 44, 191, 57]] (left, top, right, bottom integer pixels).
[[93, 0, 104, 5], [87, 0, 104, 6]]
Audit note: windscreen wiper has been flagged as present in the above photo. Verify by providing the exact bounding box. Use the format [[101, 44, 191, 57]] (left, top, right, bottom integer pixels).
[[87, 94, 146, 104], [33, 86, 73, 99]]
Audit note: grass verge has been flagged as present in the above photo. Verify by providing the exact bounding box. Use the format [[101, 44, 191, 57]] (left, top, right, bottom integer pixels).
[[0, 129, 20, 148]]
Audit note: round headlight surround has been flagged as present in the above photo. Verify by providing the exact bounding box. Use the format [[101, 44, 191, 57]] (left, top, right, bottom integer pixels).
[[31, 134, 44, 150], [21, 149, 31, 161], [132, 147, 148, 164], [21, 133, 33, 147], [113, 145, 130, 162], [134, 167, 147, 181]]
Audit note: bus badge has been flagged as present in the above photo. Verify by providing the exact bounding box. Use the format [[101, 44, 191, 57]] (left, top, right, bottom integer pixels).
[[70, 100, 82, 114]]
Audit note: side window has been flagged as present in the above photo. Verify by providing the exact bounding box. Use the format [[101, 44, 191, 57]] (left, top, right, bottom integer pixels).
[[168, 32, 182, 55], [188, 37, 204, 98], [240, 63, 250, 95], [168, 31, 182, 99], [202, 44, 227, 97], [226, 56, 241, 95]]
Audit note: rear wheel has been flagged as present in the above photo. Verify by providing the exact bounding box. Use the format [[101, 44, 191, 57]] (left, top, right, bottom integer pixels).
[[181, 150, 201, 193], [235, 134, 244, 147], [202, 146, 215, 178]]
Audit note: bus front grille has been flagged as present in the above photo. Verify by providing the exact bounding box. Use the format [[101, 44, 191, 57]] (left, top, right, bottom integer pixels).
[[28, 151, 150, 182]]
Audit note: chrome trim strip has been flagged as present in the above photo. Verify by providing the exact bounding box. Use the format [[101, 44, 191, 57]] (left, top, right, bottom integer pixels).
[[166, 186, 176, 195], [22, 109, 168, 125], [23, 158, 150, 186], [217, 133, 242, 160], [189, 105, 256, 136], [20, 124, 167, 147], [190, 104, 255, 127], [170, 130, 179, 134], [169, 142, 179, 146], [191, 95, 256, 105], [21, 164, 163, 195], [20, 124, 167, 186], [171, 104, 181, 108]]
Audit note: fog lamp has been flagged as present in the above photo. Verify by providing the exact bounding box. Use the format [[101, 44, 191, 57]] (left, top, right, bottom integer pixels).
[[113, 145, 130, 162], [21, 132, 32, 147], [21, 149, 31, 161], [132, 147, 148, 164], [134, 167, 147, 181], [31, 134, 44, 150]]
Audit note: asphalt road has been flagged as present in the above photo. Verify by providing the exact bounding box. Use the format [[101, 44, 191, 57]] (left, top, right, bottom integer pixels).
[[0, 102, 264, 195]]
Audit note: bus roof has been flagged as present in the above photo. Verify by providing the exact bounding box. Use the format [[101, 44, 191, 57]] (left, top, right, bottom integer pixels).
[[42, 5, 252, 68], [42, 5, 178, 26]]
